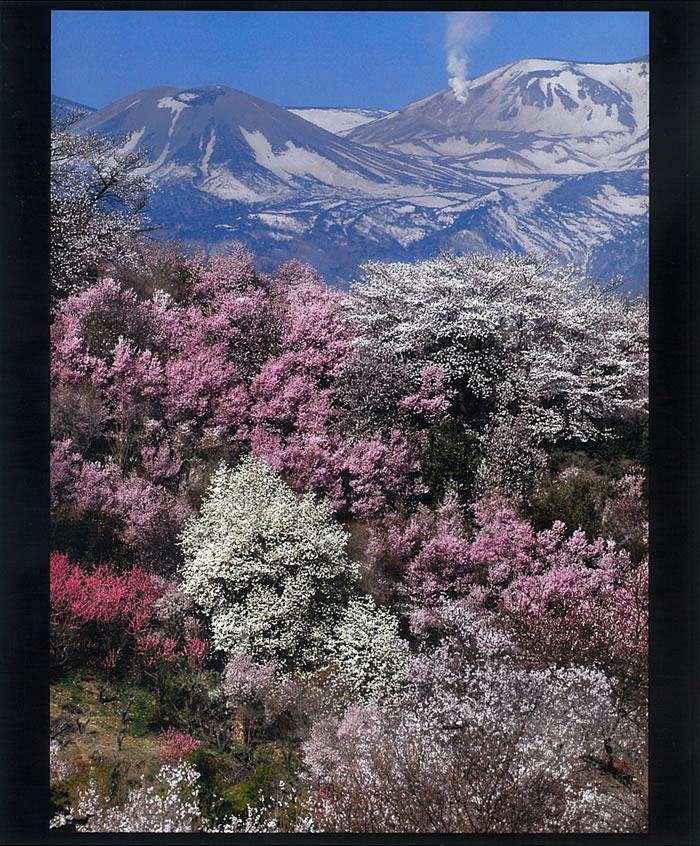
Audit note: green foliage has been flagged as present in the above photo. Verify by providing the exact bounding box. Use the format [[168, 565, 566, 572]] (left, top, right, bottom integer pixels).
[[190, 744, 243, 826], [55, 671, 84, 705], [125, 689, 161, 738], [50, 780, 72, 821], [227, 744, 291, 815], [51, 765, 91, 825], [551, 417, 648, 478], [527, 467, 609, 539], [144, 668, 224, 739], [583, 417, 648, 471], [91, 756, 129, 807], [419, 417, 480, 503], [190, 741, 300, 830], [530, 418, 647, 539]]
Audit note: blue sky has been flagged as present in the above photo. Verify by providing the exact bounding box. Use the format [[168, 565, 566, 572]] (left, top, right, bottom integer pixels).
[[52, 10, 649, 112]]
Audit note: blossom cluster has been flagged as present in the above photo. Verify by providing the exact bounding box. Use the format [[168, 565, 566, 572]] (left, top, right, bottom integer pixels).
[[49, 245, 648, 834], [50, 552, 208, 679], [51, 253, 448, 575]]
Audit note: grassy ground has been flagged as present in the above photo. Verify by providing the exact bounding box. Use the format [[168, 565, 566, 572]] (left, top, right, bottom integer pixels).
[[50, 672, 165, 799]]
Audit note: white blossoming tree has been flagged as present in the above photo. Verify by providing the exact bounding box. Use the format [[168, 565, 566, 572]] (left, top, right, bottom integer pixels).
[[51, 759, 306, 833], [304, 601, 647, 833], [345, 253, 648, 445], [179, 456, 360, 672], [51, 111, 156, 303], [52, 761, 201, 833], [328, 595, 409, 704]]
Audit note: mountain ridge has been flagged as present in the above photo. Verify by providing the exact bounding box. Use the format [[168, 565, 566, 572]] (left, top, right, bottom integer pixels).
[[59, 55, 648, 292]]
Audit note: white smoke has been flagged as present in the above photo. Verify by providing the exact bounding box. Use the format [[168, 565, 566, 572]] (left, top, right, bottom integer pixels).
[[444, 11, 493, 104]]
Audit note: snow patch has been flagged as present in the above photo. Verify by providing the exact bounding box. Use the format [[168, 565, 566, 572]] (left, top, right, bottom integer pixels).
[[251, 213, 308, 234], [137, 142, 171, 175], [288, 107, 389, 134], [199, 166, 269, 202], [120, 127, 146, 155], [240, 127, 386, 193], [157, 96, 190, 137], [200, 128, 216, 176], [591, 185, 647, 216]]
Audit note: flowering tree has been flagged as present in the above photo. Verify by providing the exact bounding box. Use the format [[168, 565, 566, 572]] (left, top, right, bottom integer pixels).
[[500, 527, 648, 700], [51, 759, 307, 833], [222, 654, 282, 750], [601, 470, 648, 563], [52, 761, 202, 832], [160, 727, 201, 762], [50, 740, 72, 784], [50, 552, 210, 699], [50, 552, 161, 675], [178, 456, 359, 670], [365, 490, 472, 606], [474, 412, 548, 504], [345, 252, 648, 445], [51, 113, 155, 303], [51, 250, 466, 569], [342, 430, 427, 520], [303, 602, 647, 833], [48, 239, 648, 834], [51, 440, 191, 572], [326, 595, 408, 704]]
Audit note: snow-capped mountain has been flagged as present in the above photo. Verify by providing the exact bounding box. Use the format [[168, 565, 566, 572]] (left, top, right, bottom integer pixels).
[[346, 57, 648, 174], [286, 106, 390, 134], [64, 57, 648, 292], [73, 85, 478, 202]]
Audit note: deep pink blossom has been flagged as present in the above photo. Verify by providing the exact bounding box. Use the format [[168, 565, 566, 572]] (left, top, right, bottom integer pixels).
[[50, 552, 163, 674], [160, 727, 201, 762], [399, 366, 451, 424], [136, 631, 180, 666], [182, 637, 208, 669]]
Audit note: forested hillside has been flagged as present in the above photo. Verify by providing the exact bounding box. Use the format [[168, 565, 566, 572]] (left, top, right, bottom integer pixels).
[[49, 110, 648, 834]]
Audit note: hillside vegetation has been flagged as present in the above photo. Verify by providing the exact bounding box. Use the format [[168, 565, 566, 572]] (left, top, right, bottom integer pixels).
[[49, 116, 648, 834]]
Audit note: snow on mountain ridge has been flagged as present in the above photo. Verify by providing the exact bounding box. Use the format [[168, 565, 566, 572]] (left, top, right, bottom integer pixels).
[[286, 107, 390, 134], [74, 84, 480, 202], [346, 56, 648, 175], [64, 59, 648, 292]]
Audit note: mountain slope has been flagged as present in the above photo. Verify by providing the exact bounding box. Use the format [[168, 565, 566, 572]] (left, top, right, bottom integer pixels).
[[73, 85, 480, 202], [286, 106, 390, 134], [346, 57, 649, 175], [51, 94, 96, 121], [67, 59, 648, 291]]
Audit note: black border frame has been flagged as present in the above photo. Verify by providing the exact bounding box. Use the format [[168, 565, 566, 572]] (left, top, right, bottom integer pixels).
[[1, 2, 697, 843]]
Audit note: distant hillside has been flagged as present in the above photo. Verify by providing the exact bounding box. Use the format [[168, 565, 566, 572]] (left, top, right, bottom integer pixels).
[[51, 94, 96, 121], [286, 106, 390, 134]]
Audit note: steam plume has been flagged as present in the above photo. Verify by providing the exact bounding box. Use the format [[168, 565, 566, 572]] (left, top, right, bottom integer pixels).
[[444, 11, 493, 103]]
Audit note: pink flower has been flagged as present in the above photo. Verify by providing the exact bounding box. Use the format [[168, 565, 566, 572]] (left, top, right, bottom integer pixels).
[[160, 727, 201, 761]]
